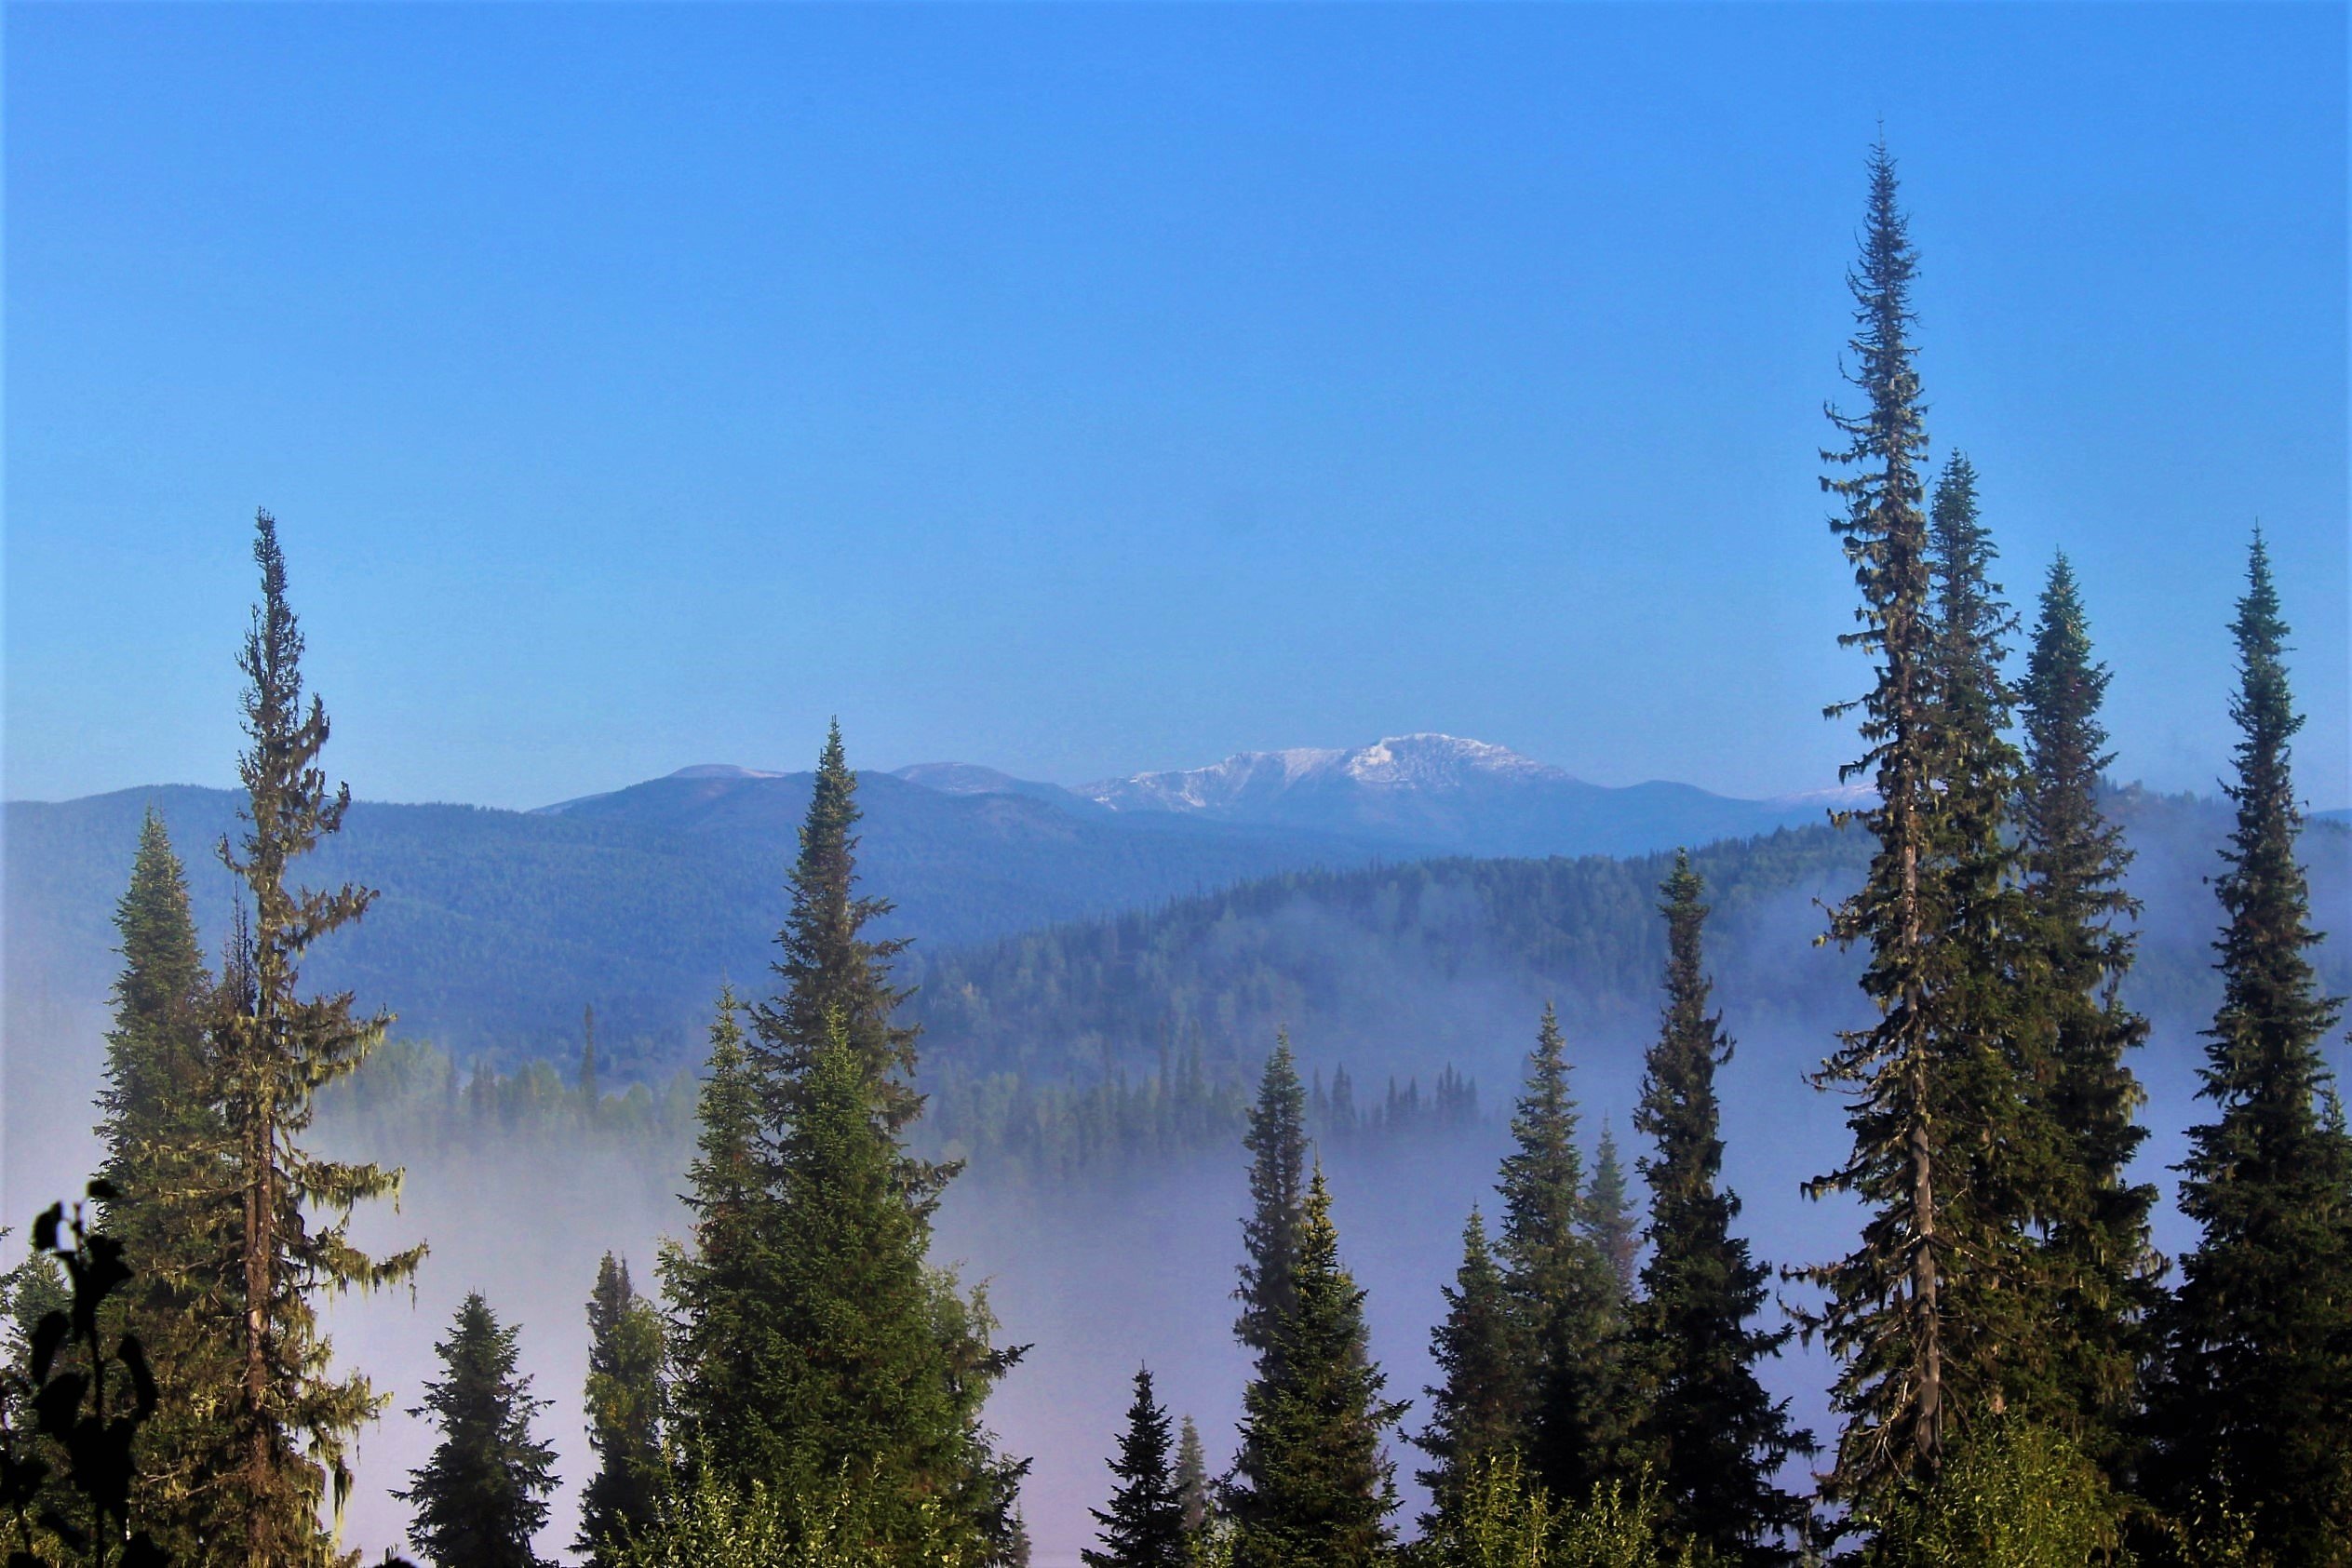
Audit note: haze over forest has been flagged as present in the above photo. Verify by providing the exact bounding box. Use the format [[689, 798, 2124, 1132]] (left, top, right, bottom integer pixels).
[[6, 6, 2349, 1568]]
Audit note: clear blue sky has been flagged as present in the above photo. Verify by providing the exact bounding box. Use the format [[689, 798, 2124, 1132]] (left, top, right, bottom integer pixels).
[[7, 3, 2345, 810]]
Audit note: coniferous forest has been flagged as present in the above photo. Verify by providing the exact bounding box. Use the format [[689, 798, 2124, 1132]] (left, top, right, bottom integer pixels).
[[6, 145, 2349, 1568]]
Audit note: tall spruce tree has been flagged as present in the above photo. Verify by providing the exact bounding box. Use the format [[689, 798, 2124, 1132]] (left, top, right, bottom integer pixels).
[[1414, 1208, 1518, 1521], [1918, 452, 2063, 1438], [1235, 1036, 1310, 1360], [1230, 1168, 1405, 1568], [2018, 553, 2157, 1468], [1797, 144, 1957, 1507], [2146, 534, 2352, 1560], [213, 509, 423, 1564], [1584, 1123, 1639, 1302], [661, 991, 775, 1481], [1498, 1004, 1617, 1500], [1084, 1367, 1187, 1568], [578, 1253, 664, 1565], [396, 1293, 558, 1568], [91, 811, 241, 1559], [668, 727, 1027, 1561], [1629, 851, 1811, 1564]]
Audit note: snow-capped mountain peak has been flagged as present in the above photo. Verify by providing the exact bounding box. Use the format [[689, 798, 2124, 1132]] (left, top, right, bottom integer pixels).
[[1081, 734, 1566, 813], [1337, 733, 1563, 787]]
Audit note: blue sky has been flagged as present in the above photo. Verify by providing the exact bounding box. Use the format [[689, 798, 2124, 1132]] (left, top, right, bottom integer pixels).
[[7, 3, 2345, 810]]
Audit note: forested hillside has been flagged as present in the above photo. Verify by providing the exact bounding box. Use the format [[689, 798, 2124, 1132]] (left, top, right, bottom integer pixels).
[[907, 790, 2349, 1092], [293, 786, 2347, 1199], [2, 774, 1391, 1071]]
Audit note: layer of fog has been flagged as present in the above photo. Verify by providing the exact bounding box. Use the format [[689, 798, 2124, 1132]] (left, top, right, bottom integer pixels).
[[8, 996, 2299, 1568]]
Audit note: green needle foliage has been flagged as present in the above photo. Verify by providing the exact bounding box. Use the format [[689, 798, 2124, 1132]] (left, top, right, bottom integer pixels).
[[661, 993, 772, 1479], [1230, 1169, 1404, 1568], [1582, 1126, 1638, 1306], [1416, 1210, 1519, 1524], [1499, 1006, 1618, 1501], [1797, 143, 1960, 1509], [1918, 451, 2066, 1436], [211, 510, 423, 1566], [90, 814, 241, 1560], [1235, 1037, 1310, 1362], [579, 1253, 665, 1565], [663, 727, 1026, 1563], [2017, 553, 2157, 1470], [1175, 1417, 1214, 1547], [749, 721, 929, 1157], [1084, 1368, 1187, 1568], [755, 1012, 1001, 1537], [397, 1293, 558, 1568], [2146, 534, 2352, 1562], [1627, 853, 1812, 1564]]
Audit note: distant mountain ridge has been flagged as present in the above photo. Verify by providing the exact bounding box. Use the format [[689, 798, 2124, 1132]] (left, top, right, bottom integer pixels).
[[4, 771, 1385, 1070], [1083, 733, 1554, 810], [542, 735, 1848, 861], [1070, 732, 1829, 857]]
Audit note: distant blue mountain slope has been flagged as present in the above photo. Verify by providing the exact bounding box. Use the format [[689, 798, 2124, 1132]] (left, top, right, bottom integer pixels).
[[4, 771, 1384, 1068]]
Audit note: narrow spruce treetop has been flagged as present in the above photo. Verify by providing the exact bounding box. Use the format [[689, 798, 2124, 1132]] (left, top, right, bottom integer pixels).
[[2150, 532, 2352, 1558], [1799, 143, 1955, 1507], [1497, 1003, 1617, 1499], [1822, 141, 1930, 665], [577, 1252, 664, 1565], [95, 809, 220, 1258], [1584, 1121, 1639, 1302], [1413, 1207, 1517, 1519], [1175, 1415, 1213, 1537], [1084, 1367, 1188, 1568], [397, 1293, 558, 1568], [749, 720, 925, 1138], [1924, 453, 2026, 905], [1498, 1004, 1587, 1308], [2198, 532, 2345, 1096], [1631, 851, 1812, 1564], [2018, 553, 2157, 1465], [97, 811, 211, 1137], [2020, 552, 2141, 990], [1639, 854, 1731, 1212], [1230, 1168, 1405, 1568], [1235, 1034, 1310, 1360]]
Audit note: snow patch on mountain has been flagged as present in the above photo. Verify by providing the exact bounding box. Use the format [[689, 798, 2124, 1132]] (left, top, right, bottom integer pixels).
[[1081, 733, 1567, 813], [667, 763, 788, 781]]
